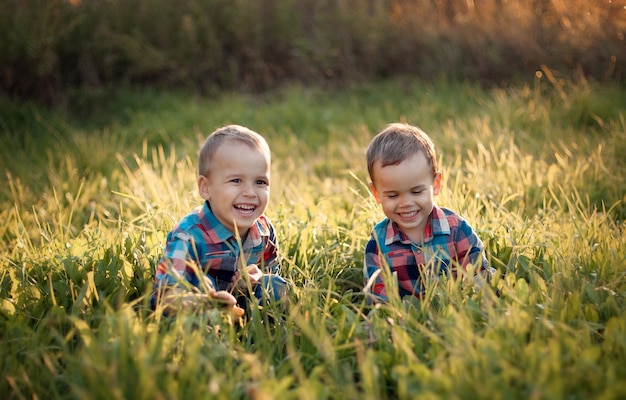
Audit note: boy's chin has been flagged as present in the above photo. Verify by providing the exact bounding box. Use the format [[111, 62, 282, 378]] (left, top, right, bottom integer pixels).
[[232, 218, 258, 233]]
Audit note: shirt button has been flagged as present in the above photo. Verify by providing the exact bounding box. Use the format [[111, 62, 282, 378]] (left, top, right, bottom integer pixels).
[[416, 249, 422, 254]]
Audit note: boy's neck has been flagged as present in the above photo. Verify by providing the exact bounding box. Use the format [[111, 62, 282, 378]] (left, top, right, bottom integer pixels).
[[404, 229, 425, 245]]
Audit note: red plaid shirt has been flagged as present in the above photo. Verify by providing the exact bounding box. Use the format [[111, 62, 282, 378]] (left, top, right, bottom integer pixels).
[[152, 201, 279, 303], [364, 206, 489, 301]]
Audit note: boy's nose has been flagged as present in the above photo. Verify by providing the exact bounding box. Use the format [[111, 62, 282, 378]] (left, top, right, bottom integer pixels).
[[398, 195, 412, 206], [242, 183, 257, 196]]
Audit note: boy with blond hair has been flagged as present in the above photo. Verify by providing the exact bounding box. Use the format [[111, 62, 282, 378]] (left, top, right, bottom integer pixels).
[[152, 124, 287, 316]]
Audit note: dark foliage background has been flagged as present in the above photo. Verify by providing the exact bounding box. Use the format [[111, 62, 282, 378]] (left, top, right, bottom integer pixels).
[[1, 0, 625, 105]]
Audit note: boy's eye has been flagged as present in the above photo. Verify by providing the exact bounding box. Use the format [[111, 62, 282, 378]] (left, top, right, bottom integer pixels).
[[231, 179, 241, 183], [387, 194, 398, 198], [256, 179, 268, 185], [413, 190, 423, 194]]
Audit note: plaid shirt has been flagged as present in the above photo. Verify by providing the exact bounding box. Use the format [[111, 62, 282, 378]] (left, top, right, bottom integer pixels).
[[364, 206, 488, 301], [152, 201, 279, 302]]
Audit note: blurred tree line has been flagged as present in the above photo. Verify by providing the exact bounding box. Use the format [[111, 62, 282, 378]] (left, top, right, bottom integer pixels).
[[1, 0, 624, 105]]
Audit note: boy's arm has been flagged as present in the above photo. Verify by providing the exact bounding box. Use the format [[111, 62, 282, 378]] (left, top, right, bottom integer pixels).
[[454, 220, 495, 283], [158, 277, 242, 317], [151, 231, 243, 315], [261, 218, 280, 274], [153, 231, 199, 290], [231, 220, 281, 294], [363, 236, 389, 303]]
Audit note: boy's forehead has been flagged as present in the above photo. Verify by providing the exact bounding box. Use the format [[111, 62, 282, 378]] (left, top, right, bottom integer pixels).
[[374, 150, 429, 169], [372, 153, 431, 183], [216, 139, 269, 157]]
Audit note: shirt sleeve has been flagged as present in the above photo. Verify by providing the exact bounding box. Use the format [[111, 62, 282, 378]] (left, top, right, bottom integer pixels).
[[262, 221, 280, 274], [363, 233, 389, 302], [151, 228, 206, 307], [454, 219, 489, 271]]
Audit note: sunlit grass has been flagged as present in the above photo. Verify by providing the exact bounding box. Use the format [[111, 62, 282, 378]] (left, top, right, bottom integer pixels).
[[1, 78, 625, 399]]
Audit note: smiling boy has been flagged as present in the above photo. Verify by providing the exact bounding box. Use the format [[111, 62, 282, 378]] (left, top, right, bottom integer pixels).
[[364, 123, 493, 302], [152, 125, 287, 316]]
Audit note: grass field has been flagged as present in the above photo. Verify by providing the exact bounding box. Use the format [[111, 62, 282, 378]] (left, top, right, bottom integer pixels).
[[1, 77, 626, 399]]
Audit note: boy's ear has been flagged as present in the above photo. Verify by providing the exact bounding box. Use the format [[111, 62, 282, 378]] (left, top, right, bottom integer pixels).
[[198, 175, 210, 200], [433, 171, 442, 195], [369, 182, 381, 203]]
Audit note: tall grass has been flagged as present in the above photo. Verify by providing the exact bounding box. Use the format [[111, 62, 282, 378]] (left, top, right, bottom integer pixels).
[[1, 78, 625, 398]]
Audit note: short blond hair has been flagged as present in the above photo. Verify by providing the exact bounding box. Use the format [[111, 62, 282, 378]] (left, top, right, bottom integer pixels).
[[366, 123, 437, 181], [198, 125, 271, 177]]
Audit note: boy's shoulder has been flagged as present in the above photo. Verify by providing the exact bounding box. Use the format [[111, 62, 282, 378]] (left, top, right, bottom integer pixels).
[[430, 206, 471, 233], [171, 205, 205, 231], [435, 206, 463, 221], [434, 206, 469, 226], [255, 214, 276, 234], [371, 217, 390, 235]]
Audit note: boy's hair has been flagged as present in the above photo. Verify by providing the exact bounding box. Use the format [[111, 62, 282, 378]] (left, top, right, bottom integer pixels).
[[198, 124, 271, 176], [366, 123, 438, 181]]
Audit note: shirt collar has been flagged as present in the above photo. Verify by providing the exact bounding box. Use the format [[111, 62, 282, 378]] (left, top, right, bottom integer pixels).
[[199, 201, 269, 247], [384, 205, 450, 245]]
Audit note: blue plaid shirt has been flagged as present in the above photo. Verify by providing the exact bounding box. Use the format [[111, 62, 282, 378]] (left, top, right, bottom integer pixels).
[[364, 206, 489, 301], [152, 201, 280, 303]]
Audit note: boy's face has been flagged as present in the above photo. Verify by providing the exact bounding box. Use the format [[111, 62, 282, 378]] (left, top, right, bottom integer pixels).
[[370, 152, 441, 242], [198, 141, 270, 236]]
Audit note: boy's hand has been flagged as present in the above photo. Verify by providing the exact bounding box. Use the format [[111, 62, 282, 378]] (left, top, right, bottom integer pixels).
[[160, 286, 244, 317], [232, 264, 263, 292], [208, 288, 237, 307], [207, 288, 245, 316], [213, 292, 245, 316]]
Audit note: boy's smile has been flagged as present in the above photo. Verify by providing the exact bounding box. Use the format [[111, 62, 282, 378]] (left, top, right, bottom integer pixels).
[[198, 141, 270, 236], [370, 152, 441, 243]]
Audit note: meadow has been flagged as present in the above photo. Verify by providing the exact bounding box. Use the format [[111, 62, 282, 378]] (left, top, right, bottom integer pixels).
[[1, 76, 626, 399]]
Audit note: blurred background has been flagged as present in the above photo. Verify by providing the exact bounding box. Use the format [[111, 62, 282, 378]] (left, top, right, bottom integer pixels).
[[2, 0, 625, 106]]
